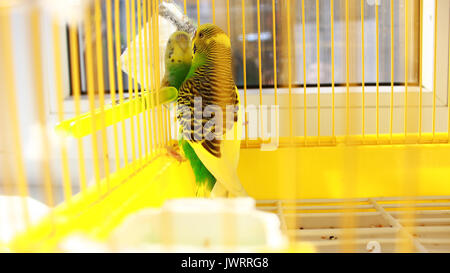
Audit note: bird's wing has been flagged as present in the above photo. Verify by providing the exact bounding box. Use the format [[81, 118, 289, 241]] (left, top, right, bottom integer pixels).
[[186, 87, 245, 195], [177, 66, 237, 157]]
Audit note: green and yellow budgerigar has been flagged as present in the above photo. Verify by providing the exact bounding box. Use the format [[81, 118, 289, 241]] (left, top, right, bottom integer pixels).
[[157, 29, 217, 196], [161, 31, 192, 89], [177, 24, 248, 198], [152, 31, 192, 106]]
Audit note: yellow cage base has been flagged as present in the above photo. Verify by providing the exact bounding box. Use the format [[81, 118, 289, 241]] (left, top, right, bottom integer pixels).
[[9, 142, 450, 252]]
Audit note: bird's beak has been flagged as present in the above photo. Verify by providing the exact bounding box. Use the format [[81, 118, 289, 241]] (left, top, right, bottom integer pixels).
[[191, 31, 197, 54]]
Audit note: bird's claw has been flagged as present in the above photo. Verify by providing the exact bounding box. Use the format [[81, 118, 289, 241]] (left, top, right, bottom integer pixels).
[[166, 145, 186, 163]]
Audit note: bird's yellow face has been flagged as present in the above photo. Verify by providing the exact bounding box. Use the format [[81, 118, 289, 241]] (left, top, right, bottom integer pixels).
[[165, 31, 192, 66], [192, 24, 230, 55]]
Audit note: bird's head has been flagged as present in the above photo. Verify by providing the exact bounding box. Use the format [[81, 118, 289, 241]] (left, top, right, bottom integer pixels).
[[165, 31, 192, 67], [192, 24, 230, 55], [164, 31, 192, 89]]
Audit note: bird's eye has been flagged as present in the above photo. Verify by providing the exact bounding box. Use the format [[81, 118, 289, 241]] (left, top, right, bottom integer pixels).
[[199, 32, 204, 38]]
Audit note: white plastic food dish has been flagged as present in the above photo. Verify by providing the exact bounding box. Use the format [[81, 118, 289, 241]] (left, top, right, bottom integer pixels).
[[107, 198, 287, 252]]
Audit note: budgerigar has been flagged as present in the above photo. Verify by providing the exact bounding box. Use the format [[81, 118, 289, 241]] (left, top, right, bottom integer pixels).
[[177, 24, 248, 198], [161, 31, 192, 89], [150, 31, 192, 107]]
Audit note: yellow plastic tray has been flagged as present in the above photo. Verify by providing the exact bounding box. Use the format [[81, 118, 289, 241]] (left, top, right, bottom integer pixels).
[[9, 139, 450, 252]]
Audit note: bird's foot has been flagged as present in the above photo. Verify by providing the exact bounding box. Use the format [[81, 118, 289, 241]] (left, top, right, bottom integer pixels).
[[165, 144, 186, 163]]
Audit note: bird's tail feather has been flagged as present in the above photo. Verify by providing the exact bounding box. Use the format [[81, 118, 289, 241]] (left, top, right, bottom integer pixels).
[[210, 182, 228, 198], [213, 179, 248, 198]]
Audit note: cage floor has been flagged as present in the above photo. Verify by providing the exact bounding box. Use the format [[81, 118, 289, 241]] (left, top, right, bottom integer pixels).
[[256, 196, 450, 253]]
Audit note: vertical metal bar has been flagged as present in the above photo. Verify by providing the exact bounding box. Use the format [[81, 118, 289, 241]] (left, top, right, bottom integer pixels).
[[84, 7, 102, 188], [448, 25, 450, 142], [402, 18, 416, 248], [400, 4, 417, 251], [272, 0, 278, 141], [302, 0, 307, 143], [155, 1, 165, 148], [390, 0, 394, 141], [376, 1, 380, 140], [148, 0, 158, 153], [212, 0, 215, 24], [346, 0, 350, 138], [94, 0, 111, 187], [419, 0, 423, 139], [69, 21, 88, 191], [331, 0, 335, 138], [30, 9, 54, 207], [257, 0, 264, 141], [155, 0, 171, 247], [161, 105, 166, 145], [0, 10, 30, 227], [151, 0, 161, 150], [432, 0, 437, 139], [241, 0, 248, 146], [227, 0, 230, 36], [143, 0, 154, 155], [404, 0, 408, 139], [165, 106, 171, 144], [197, 0, 200, 26], [115, 0, 130, 165], [361, 0, 365, 138], [153, 0, 164, 151], [131, 0, 144, 160], [137, 0, 150, 158], [158, 0, 166, 148], [316, 0, 321, 141], [287, 0, 293, 143], [343, 0, 355, 252], [53, 20, 73, 199], [126, 0, 137, 162]]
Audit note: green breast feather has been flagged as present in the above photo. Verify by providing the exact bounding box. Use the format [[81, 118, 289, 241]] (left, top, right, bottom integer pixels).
[[179, 137, 216, 191]]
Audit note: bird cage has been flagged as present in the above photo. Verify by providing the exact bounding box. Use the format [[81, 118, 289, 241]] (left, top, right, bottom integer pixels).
[[1, 0, 450, 253]]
